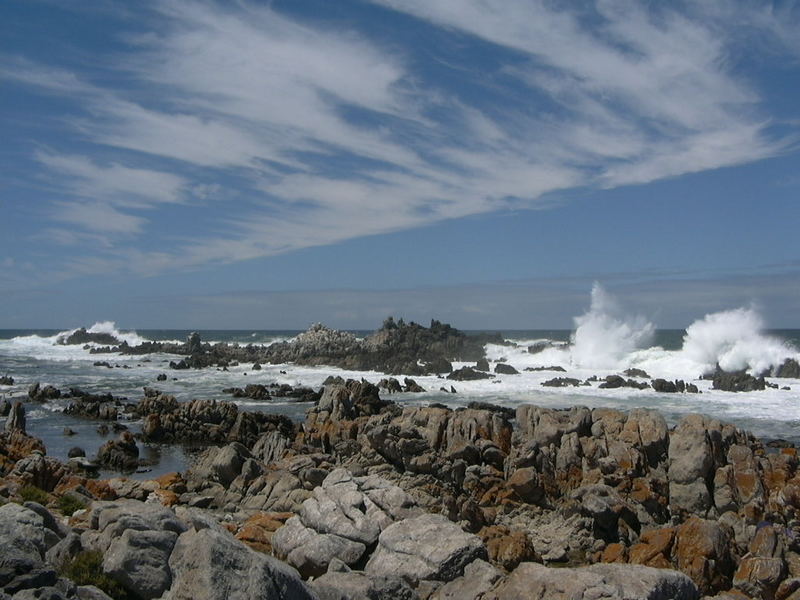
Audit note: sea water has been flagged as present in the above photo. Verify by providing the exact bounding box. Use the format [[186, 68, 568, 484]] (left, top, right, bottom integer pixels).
[[1, 287, 798, 478]]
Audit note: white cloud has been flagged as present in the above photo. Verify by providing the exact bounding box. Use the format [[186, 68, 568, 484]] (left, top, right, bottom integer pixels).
[[2, 0, 796, 283], [35, 151, 186, 208], [51, 201, 146, 235]]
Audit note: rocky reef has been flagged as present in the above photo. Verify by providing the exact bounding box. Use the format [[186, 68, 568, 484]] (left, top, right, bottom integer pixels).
[[2, 378, 799, 599], [88, 318, 505, 375]]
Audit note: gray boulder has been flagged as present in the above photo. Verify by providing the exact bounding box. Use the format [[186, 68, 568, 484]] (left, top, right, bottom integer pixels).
[[272, 516, 366, 579], [272, 470, 419, 577], [165, 526, 316, 600], [0, 503, 49, 560], [312, 569, 416, 600], [102, 529, 178, 600], [365, 513, 486, 584], [430, 559, 502, 600]]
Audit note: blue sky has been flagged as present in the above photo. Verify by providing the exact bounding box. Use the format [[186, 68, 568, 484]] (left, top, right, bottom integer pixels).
[[1, 0, 799, 329]]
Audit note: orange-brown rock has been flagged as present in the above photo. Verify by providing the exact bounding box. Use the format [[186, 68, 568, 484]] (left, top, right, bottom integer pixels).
[[154, 471, 187, 493], [478, 525, 537, 571], [151, 488, 179, 506], [235, 512, 294, 554], [673, 516, 735, 594], [222, 522, 238, 534], [734, 556, 786, 600], [53, 475, 88, 495], [85, 478, 118, 500], [601, 543, 628, 564], [0, 430, 46, 468], [629, 527, 675, 568]]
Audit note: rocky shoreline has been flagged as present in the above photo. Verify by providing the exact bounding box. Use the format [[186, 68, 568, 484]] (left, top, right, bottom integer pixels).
[[1, 374, 799, 599]]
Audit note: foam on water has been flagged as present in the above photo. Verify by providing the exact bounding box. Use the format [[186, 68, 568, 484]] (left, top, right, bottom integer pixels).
[[81, 321, 149, 347], [680, 308, 795, 374]]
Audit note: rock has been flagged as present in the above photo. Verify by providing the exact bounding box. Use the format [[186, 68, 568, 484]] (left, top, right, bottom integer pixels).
[[425, 357, 453, 374], [447, 367, 493, 381], [516, 405, 591, 447], [668, 415, 715, 517], [481, 562, 699, 600], [10, 453, 67, 492], [58, 328, 121, 346], [598, 375, 648, 390], [571, 484, 638, 542], [4, 402, 25, 433], [478, 526, 537, 571], [76, 586, 114, 600], [45, 532, 83, 570], [733, 556, 786, 599], [377, 378, 403, 394], [475, 358, 490, 371], [272, 470, 415, 577], [624, 368, 650, 379], [774, 358, 800, 378], [0, 375, 13, 386], [272, 516, 366, 579], [506, 468, 544, 505], [652, 378, 678, 393], [251, 430, 292, 465], [234, 512, 292, 554], [186, 331, 203, 354], [628, 527, 675, 568], [673, 516, 734, 594], [0, 399, 10, 417], [96, 432, 139, 471], [403, 378, 425, 393], [524, 365, 566, 372], [431, 559, 502, 599], [67, 447, 86, 459], [494, 364, 518, 375], [102, 529, 178, 600], [540, 377, 581, 387], [167, 525, 316, 599], [27, 383, 61, 402], [156, 374, 167, 381], [312, 569, 417, 600], [63, 389, 121, 421], [0, 502, 49, 561], [712, 369, 766, 392], [365, 513, 487, 584]]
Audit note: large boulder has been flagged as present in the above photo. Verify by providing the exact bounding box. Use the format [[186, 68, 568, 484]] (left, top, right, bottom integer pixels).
[[0, 503, 50, 561], [365, 513, 486, 584], [516, 406, 592, 447], [673, 516, 735, 594], [165, 526, 316, 600], [668, 415, 715, 517], [272, 470, 419, 577], [96, 432, 139, 471], [102, 529, 178, 600], [311, 565, 416, 600]]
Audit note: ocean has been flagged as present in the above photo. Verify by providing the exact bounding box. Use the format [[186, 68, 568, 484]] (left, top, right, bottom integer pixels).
[[1, 300, 799, 479]]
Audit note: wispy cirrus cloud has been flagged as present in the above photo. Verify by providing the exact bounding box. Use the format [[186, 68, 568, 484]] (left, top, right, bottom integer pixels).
[[2, 0, 797, 284]]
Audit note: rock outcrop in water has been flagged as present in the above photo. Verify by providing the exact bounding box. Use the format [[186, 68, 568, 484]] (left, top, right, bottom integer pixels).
[[135, 387, 295, 447], [96, 318, 504, 375], [57, 327, 121, 346]]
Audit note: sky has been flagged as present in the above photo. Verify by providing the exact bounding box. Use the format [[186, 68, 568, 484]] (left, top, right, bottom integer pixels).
[[1, 0, 799, 330]]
